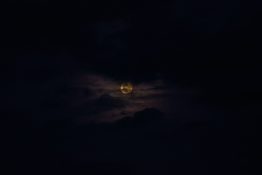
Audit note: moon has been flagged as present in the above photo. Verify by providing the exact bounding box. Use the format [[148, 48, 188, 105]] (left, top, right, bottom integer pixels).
[[120, 82, 133, 94]]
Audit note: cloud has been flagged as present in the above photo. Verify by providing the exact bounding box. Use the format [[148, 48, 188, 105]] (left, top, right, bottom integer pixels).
[[115, 108, 164, 127], [67, 72, 176, 123]]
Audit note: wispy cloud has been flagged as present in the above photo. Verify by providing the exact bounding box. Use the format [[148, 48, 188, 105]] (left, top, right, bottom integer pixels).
[[67, 73, 176, 123]]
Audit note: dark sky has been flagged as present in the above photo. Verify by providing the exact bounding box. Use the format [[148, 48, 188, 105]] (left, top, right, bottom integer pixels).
[[6, 0, 261, 174]]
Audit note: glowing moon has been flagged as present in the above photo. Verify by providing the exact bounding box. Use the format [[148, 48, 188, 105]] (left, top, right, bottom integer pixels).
[[120, 82, 133, 94]]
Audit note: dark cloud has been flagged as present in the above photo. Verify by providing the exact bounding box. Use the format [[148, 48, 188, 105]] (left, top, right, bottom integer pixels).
[[116, 108, 164, 127], [96, 94, 127, 109]]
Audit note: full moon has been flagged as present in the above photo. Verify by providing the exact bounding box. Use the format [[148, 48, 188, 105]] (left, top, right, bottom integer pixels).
[[120, 82, 133, 94]]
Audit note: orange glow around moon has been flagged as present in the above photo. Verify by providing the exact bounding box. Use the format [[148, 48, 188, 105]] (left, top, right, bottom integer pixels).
[[120, 82, 133, 94]]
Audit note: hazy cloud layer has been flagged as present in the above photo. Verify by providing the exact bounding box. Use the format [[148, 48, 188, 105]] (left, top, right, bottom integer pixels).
[[66, 73, 179, 123], [58, 73, 203, 124]]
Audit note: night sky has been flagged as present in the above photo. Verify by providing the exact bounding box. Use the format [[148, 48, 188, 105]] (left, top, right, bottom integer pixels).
[[5, 0, 261, 174]]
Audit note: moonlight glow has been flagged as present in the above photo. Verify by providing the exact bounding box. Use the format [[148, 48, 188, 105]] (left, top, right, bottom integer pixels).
[[120, 82, 133, 94]]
